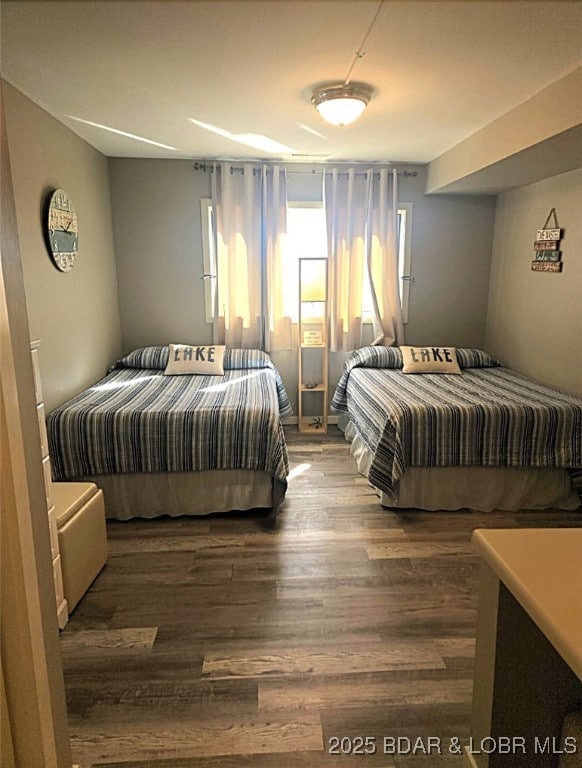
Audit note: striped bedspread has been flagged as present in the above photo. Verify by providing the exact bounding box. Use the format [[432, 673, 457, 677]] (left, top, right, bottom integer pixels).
[[47, 349, 292, 502], [331, 348, 582, 501]]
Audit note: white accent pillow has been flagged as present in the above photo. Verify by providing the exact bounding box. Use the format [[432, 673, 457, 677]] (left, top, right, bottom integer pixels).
[[164, 344, 226, 376], [400, 346, 461, 374]]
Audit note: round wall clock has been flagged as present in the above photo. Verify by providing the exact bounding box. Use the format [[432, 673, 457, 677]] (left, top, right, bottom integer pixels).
[[46, 188, 79, 272]]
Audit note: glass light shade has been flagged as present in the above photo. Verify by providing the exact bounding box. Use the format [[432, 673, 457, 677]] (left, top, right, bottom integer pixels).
[[312, 83, 373, 126], [315, 97, 367, 126]]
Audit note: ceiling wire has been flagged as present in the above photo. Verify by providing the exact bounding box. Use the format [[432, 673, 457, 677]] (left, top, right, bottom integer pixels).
[[343, 0, 385, 86]]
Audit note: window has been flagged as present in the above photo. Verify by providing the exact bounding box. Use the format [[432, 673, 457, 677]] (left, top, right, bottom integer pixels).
[[200, 199, 216, 323], [286, 203, 327, 260], [285, 203, 327, 322], [200, 199, 412, 324], [398, 204, 413, 325]]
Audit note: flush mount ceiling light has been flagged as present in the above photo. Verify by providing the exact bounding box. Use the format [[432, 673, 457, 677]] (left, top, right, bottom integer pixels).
[[311, 83, 374, 126], [311, 0, 384, 126]]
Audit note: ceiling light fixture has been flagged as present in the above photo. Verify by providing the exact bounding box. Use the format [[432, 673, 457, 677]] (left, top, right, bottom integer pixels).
[[311, 0, 384, 126], [311, 83, 373, 127]]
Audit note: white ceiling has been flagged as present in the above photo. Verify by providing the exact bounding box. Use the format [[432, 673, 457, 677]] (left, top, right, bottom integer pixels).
[[1, 0, 581, 164]]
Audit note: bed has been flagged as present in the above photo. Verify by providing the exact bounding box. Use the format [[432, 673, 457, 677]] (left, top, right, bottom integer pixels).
[[331, 346, 582, 512], [47, 346, 292, 520]]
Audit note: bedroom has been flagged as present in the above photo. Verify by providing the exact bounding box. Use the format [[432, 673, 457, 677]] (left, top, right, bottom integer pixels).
[[1, 1, 582, 766]]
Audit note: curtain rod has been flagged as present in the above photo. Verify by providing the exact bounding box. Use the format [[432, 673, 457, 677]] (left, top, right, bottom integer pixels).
[[192, 161, 418, 178], [287, 169, 418, 178]]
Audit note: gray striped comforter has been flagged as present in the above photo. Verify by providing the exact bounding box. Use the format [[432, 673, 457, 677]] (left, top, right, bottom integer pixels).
[[331, 347, 582, 501], [47, 348, 292, 501]]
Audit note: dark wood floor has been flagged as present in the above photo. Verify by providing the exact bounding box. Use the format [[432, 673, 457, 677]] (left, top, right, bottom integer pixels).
[[60, 427, 582, 767]]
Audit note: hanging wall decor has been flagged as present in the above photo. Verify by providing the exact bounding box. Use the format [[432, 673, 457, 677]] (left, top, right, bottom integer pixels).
[[45, 189, 79, 272], [532, 208, 563, 273]]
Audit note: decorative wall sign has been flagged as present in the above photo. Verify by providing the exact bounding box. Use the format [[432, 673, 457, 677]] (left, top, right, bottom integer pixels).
[[532, 208, 563, 273], [534, 250, 561, 262], [531, 261, 562, 273], [533, 240, 559, 251], [536, 228, 561, 241], [302, 329, 324, 346]]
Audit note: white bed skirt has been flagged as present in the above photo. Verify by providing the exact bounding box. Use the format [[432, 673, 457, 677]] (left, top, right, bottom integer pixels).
[[343, 421, 580, 513], [79, 469, 276, 521]]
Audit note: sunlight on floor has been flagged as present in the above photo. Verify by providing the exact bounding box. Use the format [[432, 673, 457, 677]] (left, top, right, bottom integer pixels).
[[288, 462, 311, 481]]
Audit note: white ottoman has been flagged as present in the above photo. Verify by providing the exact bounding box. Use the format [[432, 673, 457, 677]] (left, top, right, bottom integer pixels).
[[52, 482, 107, 613]]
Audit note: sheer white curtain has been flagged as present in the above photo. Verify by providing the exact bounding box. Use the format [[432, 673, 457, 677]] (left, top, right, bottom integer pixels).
[[211, 163, 290, 349], [367, 169, 404, 347], [324, 167, 403, 351], [262, 167, 294, 351], [324, 168, 370, 351]]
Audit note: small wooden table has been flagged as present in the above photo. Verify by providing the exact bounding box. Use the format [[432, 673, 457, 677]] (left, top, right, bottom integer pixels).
[[466, 528, 582, 768]]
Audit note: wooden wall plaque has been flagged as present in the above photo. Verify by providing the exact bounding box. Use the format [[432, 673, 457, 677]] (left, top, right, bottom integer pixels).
[[536, 228, 561, 241], [531, 261, 563, 273], [532, 209, 563, 273], [533, 240, 559, 251], [534, 251, 561, 262]]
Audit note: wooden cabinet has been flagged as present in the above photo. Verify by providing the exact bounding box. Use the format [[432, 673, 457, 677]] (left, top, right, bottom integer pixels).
[[30, 340, 68, 629], [298, 258, 328, 434]]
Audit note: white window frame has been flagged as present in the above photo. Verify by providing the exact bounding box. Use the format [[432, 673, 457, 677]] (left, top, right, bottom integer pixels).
[[200, 198, 216, 324], [398, 203, 413, 325]]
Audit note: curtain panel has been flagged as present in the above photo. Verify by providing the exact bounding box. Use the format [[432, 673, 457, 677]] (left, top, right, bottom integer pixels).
[[211, 163, 292, 350], [324, 167, 404, 351]]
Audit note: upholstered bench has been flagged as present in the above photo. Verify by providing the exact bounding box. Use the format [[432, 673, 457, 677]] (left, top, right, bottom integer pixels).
[[51, 482, 107, 613]]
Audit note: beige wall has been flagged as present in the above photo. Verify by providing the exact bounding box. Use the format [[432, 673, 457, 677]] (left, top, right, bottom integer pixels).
[[3, 81, 121, 412], [485, 167, 582, 397], [426, 67, 582, 195], [109, 160, 496, 409]]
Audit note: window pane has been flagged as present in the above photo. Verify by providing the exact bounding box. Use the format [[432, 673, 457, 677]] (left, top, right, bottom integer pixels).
[[287, 206, 327, 260], [285, 205, 327, 322], [200, 199, 217, 324]]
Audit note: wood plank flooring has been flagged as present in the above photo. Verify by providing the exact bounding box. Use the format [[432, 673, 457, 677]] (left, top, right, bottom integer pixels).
[[59, 427, 582, 767]]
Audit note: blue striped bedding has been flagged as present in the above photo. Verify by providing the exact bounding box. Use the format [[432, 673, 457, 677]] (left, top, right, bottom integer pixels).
[[47, 348, 292, 504], [331, 346, 582, 502]]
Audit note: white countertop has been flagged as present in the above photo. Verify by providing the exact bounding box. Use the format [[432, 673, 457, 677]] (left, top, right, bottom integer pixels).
[[472, 528, 582, 681]]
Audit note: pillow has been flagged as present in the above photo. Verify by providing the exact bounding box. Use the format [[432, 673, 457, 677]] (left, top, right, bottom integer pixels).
[[400, 346, 461, 374], [164, 344, 226, 376], [455, 348, 501, 368], [225, 348, 273, 371], [110, 346, 169, 372]]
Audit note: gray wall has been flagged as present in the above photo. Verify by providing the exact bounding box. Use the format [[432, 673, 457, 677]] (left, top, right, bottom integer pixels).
[[109, 160, 497, 410], [108, 159, 212, 351], [485, 167, 582, 396], [399, 169, 496, 348], [3, 82, 121, 412]]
